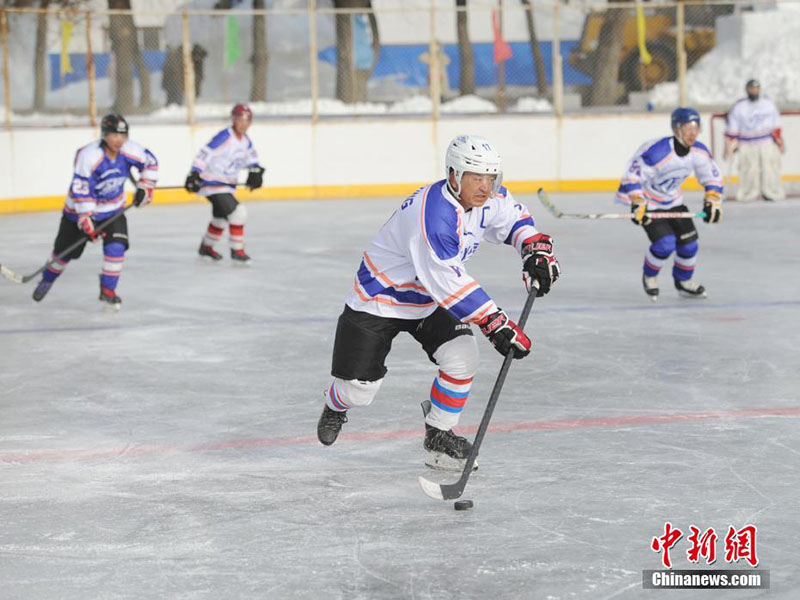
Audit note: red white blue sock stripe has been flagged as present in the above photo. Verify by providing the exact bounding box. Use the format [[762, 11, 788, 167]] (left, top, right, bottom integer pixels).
[[327, 381, 349, 411], [429, 370, 473, 414]]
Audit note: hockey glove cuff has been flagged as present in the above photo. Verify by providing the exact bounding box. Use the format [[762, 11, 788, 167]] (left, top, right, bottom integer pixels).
[[521, 233, 561, 296], [184, 171, 202, 193], [630, 196, 650, 226], [702, 191, 722, 224], [77, 213, 99, 241], [478, 309, 531, 359], [246, 166, 265, 190], [134, 179, 155, 207]]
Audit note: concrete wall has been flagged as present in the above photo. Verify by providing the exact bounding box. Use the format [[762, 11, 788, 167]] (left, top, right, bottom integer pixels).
[[1, 112, 797, 213]]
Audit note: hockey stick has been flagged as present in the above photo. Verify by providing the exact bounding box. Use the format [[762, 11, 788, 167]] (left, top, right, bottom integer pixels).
[[537, 188, 706, 220], [0, 204, 135, 284], [418, 284, 539, 501]]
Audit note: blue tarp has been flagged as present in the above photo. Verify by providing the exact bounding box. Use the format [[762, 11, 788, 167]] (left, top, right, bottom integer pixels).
[[318, 41, 590, 87], [49, 50, 164, 91]]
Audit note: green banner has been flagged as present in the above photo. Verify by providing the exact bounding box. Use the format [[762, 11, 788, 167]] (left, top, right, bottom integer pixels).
[[225, 15, 241, 68]]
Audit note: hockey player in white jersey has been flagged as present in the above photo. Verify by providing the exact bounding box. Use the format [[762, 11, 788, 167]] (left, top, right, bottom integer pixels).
[[185, 103, 265, 263], [724, 79, 785, 202], [31, 113, 158, 308], [316, 135, 561, 471], [617, 107, 723, 301]]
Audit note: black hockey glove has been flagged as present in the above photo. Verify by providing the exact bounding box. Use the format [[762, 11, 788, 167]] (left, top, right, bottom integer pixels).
[[702, 190, 723, 224], [184, 171, 202, 193], [477, 309, 531, 359], [630, 196, 651, 226], [133, 179, 155, 207], [246, 166, 265, 190], [521, 233, 561, 297]]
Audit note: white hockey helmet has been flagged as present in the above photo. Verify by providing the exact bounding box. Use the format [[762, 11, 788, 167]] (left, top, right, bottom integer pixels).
[[445, 135, 503, 196]]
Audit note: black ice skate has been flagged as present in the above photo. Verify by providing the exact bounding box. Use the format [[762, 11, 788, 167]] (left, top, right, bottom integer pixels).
[[32, 279, 53, 302], [642, 274, 659, 302], [230, 248, 251, 263], [99, 277, 122, 311], [424, 423, 478, 472], [198, 243, 223, 261], [317, 405, 348, 446], [674, 278, 707, 299]]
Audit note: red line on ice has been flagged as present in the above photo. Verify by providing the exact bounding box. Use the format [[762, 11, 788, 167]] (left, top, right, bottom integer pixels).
[[2, 406, 799, 464]]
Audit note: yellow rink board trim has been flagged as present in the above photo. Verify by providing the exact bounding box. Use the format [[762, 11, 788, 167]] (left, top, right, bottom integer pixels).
[[1, 175, 798, 215]]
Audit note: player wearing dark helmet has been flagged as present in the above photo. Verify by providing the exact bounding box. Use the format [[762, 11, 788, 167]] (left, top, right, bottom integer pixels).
[[31, 113, 158, 309]]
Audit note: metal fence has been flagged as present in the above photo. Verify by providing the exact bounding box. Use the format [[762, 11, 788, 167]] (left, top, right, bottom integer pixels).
[[0, 0, 798, 128]]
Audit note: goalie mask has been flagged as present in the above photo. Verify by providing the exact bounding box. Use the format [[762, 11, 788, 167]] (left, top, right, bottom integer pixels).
[[445, 135, 503, 197]]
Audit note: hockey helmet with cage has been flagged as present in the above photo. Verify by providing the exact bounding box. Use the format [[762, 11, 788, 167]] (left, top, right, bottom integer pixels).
[[100, 113, 129, 136], [445, 135, 503, 196], [231, 103, 253, 122]]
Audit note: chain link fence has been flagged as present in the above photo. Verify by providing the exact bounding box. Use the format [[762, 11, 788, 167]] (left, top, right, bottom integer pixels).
[[1, 1, 798, 128]]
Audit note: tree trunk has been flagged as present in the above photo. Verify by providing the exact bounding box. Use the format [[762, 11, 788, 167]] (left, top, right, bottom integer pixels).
[[33, 0, 50, 111], [251, 0, 268, 101], [456, 0, 474, 95], [520, 0, 546, 97], [108, 0, 141, 113], [588, 5, 628, 106]]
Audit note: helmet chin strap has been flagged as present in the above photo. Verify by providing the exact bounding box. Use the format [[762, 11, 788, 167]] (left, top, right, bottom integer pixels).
[[673, 127, 687, 148]]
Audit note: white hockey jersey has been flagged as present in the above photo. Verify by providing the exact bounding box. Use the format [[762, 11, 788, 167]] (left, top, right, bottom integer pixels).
[[65, 139, 158, 219], [725, 97, 781, 146], [616, 137, 723, 210], [191, 127, 260, 196], [345, 180, 539, 323]]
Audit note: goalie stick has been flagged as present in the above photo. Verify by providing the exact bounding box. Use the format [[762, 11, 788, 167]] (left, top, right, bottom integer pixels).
[[1, 204, 135, 284], [418, 283, 539, 501], [537, 188, 707, 220]]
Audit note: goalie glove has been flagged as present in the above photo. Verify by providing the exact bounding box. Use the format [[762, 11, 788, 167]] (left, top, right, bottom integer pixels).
[[246, 165, 265, 190], [630, 195, 651, 226], [77, 213, 99, 241], [703, 190, 722, 224], [477, 309, 531, 359], [521, 233, 561, 297], [134, 178, 155, 207], [184, 170, 202, 193]]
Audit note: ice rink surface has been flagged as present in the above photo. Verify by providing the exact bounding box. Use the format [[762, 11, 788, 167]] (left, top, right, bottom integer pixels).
[[1, 192, 798, 599]]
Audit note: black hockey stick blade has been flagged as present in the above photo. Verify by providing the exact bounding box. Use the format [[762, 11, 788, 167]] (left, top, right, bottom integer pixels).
[[418, 284, 539, 501], [1, 204, 134, 285]]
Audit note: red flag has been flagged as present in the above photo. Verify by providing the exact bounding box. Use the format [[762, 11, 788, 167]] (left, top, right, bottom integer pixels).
[[492, 9, 513, 64]]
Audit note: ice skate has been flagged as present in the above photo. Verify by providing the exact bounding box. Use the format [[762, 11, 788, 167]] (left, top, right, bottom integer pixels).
[[674, 278, 707, 299], [198, 243, 223, 261], [230, 248, 251, 264], [317, 404, 348, 446], [424, 423, 478, 472], [642, 274, 659, 302], [98, 276, 122, 311], [32, 279, 53, 302]]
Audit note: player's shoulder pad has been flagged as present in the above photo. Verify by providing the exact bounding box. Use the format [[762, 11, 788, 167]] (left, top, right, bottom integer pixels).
[[496, 184, 509, 200], [207, 128, 232, 150], [640, 137, 673, 166], [690, 140, 712, 157], [120, 138, 147, 161], [73, 141, 105, 177], [423, 181, 460, 260]]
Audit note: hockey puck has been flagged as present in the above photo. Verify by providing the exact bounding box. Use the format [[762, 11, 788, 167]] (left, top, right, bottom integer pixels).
[[454, 500, 473, 511]]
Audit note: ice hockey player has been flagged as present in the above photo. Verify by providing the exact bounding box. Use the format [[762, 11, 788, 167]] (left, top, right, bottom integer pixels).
[[31, 113, 158, 309], [316, 135, 561, 471], [724, 79, 785, 202], [616, 107, 723, 301], [184, 103, 265, 263]]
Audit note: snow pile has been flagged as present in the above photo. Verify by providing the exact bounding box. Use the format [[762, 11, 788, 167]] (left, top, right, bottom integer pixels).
[[512, 96, 554, 113], [650, 6, 800, 107]]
